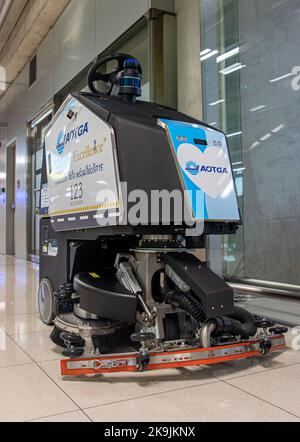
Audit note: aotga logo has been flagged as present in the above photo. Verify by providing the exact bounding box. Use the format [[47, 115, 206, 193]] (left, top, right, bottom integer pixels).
[[186, 161, 200, 176], [56, 131, 65, 155], [186, 162, 228, 175], [56, 122, 89, 155]]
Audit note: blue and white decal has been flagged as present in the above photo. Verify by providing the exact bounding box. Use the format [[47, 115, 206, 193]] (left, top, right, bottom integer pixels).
[[56, 130, 65, 155], [45, 96, 121, 232], [56, 123, 89, 155], [160, 119, 240, 222]]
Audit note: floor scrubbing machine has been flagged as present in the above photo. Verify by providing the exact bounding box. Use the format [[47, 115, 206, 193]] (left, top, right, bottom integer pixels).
[[39, 53, 287, 376]]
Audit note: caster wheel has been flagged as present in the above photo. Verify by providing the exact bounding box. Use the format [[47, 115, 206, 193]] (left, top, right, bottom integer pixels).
[[131, 333, 155, 343], [62, 347, 85, 358], [269, 326, 289, 335], [38, 278, 55, 325], [255, 319, 276, 329], [60, 332, 85, 348]]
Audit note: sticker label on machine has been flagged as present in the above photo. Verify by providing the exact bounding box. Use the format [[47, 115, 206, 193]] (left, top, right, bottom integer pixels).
[[45, 97, 121, 229], [67, 358, 136, 370], [159, 119, 240, 222]]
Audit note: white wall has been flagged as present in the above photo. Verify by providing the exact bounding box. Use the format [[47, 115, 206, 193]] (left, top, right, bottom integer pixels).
[[0, 0, 174, 259]]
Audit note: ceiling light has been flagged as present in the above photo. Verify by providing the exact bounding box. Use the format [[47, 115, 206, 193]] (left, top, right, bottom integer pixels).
[[209, 99, 225, 106], [272, 124, 285, 133], [249, 141, 260, 150], [217, 47, 240, 63], [200, 48, 212, 56], [270, 73, 293, 83], [260, 133, 272, 141], [31, 109, 52, 128], [233, 167, 246, 173], [201, 50, 219, 61], [220, 63, 245, 75], [227, 131, 242, 138], [250, 105, 266, 112]]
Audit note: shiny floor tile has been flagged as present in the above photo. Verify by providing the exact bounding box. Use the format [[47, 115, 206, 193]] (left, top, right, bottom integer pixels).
[[0, 283, 37, 297], [228, 364, 300, 418], [203, 349, 300, 380], [13, 331, 65, 362], [0, 298, 38, 317], [0, 363, 78, 422], [31, 411, 91, 422], [85, 381, 299, 422], [40, 360, 217, 410], [0, 313, 50, 336], [0, 329, 31, 368]]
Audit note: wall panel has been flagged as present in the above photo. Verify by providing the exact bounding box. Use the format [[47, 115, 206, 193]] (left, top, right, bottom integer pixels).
[[0, 0, 165, 259]]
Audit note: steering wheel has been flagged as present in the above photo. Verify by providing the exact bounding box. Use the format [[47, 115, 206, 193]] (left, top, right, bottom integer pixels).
[[87, 53, 142, 95]]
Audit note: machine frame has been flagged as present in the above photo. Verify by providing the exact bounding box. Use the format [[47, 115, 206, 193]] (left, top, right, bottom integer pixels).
[[38, 53, 287, 377]]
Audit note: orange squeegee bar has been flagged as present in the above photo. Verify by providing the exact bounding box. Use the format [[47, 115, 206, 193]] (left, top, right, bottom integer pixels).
[[60, 335, 285, 377]]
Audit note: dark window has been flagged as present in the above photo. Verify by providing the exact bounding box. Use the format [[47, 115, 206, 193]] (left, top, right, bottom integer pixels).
[[29, 55, 37, 87]]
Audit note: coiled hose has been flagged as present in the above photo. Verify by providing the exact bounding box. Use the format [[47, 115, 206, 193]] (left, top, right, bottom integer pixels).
[[228, 306, 257, 339], [164, 288, 257, 345], [164, 290, 206, 324], [200, 306, 257, 348]]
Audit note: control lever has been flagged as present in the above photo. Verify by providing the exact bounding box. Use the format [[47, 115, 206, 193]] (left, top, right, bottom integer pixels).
[[115, 257, 153, 322]]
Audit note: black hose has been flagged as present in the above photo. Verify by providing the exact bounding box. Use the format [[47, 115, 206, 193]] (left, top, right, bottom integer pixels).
[[163, 288, 256, 339], [213, 306, 257, 339], [228, 306, 257, 339], [165, 290, 206, 323]]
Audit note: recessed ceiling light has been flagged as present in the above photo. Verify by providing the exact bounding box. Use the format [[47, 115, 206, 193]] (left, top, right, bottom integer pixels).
[[272, 124, 285, 133], [200, 48, 212, 56], [209, 99, 225, 106], [260, 133, 272, 141], [270, 73, 293, 83], [249, 141, 260, 150], [217, 47, 240, 63], [219, 63, 246, 75], [201, 50, 219, 61], [250, 105, 266, 112], [227, 131, 242, 138]]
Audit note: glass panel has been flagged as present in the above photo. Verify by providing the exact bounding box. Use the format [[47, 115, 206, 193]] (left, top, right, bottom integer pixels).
[[35, 150, 43, 172], [115, 26, 150, 101], [28, 111, 52, 258], [35, 191, 41, 209], [35, 174, 42, 190], [82, 25, 150, 100], [200, 0, 300, 285]]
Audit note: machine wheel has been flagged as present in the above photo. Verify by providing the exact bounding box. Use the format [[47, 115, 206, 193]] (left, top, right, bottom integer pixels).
[[62, 347, 85, 358], [38, 278, 55, 325]]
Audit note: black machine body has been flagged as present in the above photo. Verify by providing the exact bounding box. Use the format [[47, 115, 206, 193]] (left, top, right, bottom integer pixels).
[[38, 53, 283, 358]]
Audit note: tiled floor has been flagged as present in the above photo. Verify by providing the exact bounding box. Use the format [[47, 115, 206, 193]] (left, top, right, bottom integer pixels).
[[0, 254, 300, 422]]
